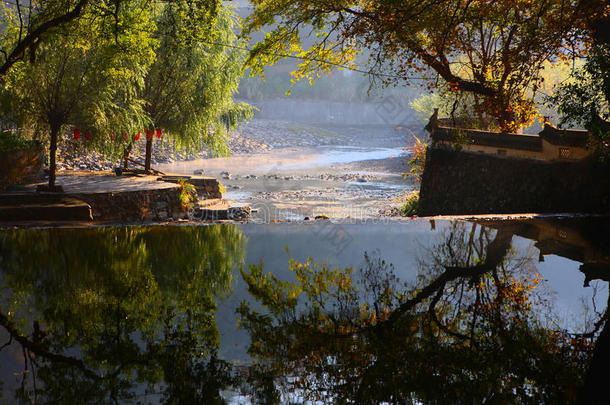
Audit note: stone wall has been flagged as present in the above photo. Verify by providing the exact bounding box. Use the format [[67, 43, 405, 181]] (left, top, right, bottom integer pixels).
[[71, 187, 185, 222], [419, 148, 610, 215], [0, 142, 44, 191], [427, 113, 591, 162]]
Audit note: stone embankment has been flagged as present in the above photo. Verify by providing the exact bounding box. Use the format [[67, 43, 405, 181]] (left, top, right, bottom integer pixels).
[[0, 172, 251, 225], [420, 148, 610, 215]]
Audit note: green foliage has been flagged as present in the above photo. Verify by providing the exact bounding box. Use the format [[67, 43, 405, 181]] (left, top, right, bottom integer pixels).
[[411, 61, 583, 131], [0, 0, 89, 78], [143, 2, 252, 157], [549, 46, 610, 127], [398, 191, 420, 217], [217, 181, 226, 194], [547, 44, 610, 157], [404, 135, 427, 183], [243, 0, 592, 131], [178, 179, 197, 210], [410, 87, 498, 130], [410, 93, 443, 124], [1, 0, 157, 187], [4, 1, 155, 140], [0, 0, 250, 179]]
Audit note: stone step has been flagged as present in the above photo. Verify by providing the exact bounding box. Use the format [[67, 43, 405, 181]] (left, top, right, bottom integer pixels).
[[197, 198, 223, 208], [193, 200, 251, 221], [0, 194, 92, 222]]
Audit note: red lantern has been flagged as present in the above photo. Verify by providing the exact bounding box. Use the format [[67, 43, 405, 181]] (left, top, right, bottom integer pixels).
[[73, 128, 81, 140], [110, 134, 115, 141], [146, 130, 153, 140], [156, 129, 162, 138], [135, 132, 141, 140], [123, 133, 127, 141], [84, 131, 91, 141]]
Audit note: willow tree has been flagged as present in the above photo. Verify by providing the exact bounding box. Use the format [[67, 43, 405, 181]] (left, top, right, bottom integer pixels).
[[137, 2, 252, 172], [244, 0, 598, 132], [3, 1, 155, 190]]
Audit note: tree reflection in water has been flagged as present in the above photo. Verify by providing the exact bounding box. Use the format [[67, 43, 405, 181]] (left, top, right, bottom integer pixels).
[[0, 225, 245, 404], [238, 221, 606, 404], [0, 220, 607, 404]]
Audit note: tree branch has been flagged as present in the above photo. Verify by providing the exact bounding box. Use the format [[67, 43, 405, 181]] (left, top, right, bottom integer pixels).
[[0, 0, 90, 79], [0, 311, 102, 380]]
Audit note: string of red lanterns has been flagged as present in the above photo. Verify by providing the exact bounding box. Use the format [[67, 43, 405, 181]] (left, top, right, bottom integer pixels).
[[72, 128, 163, 141]]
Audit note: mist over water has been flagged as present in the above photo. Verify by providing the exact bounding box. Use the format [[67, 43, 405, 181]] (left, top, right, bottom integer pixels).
[[249, 98, 421, 127]]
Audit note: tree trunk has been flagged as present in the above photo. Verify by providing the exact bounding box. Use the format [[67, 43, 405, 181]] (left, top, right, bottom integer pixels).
[[123, 143, 132, 170], [48, 124, 60, 189], [145, 136, 152, 173]]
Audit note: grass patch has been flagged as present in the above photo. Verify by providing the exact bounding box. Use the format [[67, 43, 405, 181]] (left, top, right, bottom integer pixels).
[[218, 181, 226, 195], [178, 179, 197, 211]]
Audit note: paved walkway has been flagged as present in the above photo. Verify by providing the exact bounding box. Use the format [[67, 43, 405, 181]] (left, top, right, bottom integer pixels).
[[23, 171, 179, 194]]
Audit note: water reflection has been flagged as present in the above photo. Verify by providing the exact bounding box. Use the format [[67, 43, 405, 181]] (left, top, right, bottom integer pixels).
[[476, 218, 610, 287], [0, 226, 245, 403], [0, 219, 608, 404], [238, 219, 608, 404]]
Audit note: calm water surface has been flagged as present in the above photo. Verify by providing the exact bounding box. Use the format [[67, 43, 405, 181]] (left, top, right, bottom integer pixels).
[[0, 218, 608, 404]]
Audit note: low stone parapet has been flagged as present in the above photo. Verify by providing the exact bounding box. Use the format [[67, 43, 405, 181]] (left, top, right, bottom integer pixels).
[[227, 203, 251, 220]]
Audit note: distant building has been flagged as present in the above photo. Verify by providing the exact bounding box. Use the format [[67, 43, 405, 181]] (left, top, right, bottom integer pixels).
[[425, 111, 591, 162]]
